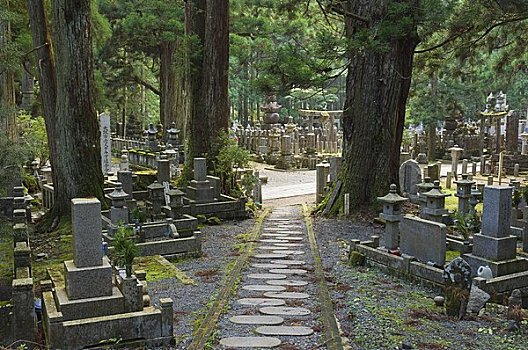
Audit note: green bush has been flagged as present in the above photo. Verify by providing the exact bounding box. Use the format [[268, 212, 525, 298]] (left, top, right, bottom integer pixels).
[[112, 226, 139, 278]]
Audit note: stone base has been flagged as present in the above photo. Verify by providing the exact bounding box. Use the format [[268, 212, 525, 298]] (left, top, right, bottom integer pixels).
[[137, 235, 201, 256], [186, 180, 216, 203], [471, 234, 517, 261], [64, 257, 113, 300], [462, 253, 528, 277], [55, 286, 125, 321]]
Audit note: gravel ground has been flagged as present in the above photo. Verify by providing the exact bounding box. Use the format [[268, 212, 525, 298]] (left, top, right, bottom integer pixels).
[[147, 217, 256, 349]]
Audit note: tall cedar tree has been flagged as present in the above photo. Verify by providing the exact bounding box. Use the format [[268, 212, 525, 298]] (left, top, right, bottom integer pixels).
[[27, 0, 104, 222], [185, 0, 229, 163]]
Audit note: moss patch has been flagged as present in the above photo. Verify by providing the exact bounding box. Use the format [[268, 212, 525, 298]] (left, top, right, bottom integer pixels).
[[0, 222, 14, 284], [133, 255, 196, 285], [446, 250, 461, 262]]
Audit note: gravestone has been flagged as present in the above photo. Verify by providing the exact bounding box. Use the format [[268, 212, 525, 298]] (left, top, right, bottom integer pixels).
[[399, 215, 446, 265], [398, 159, 421, 195], [66, 198, 112, 299], [186, 158, 215, 203], [427, 163, 440, 181], [463, 186, 528, 276], [443, 257, 472, 318]]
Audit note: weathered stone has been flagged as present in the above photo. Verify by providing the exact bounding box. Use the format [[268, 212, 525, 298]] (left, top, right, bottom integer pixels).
[[254, 254, 289, 259], [266, 280, 308, 286], [219, 336, 281, 348], [399, 159, 421, 195], [481, 186, 512, 238], [237, 298, 286, 306], [467, 284, 490, 314], [268, 269, 307, 275], [251, 263, 289, 269], [255, 326, 314, 336], [259, 239, 290, 243], [230, 315, 284, 325], [271, 260, 306, 265], [273, 243, 303, 247], [259, 245, 290, 250], [273, 250, 305, 255], [243, 285, 286, 292], [263, 292, 310, 299], [248, 273, 288, 280], [71, 198, 103, 268], [259, 306, 311, 316], [400, 215, 446, 265]]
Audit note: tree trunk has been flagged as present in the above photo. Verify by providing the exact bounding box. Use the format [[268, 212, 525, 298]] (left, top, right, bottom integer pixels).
[[0, 4, 17, 141], [185, 0, 207, 158], [160, 40, 178, 131], [51, 0, 104, 216], [337, 0, 419, 211], [26, 0, 61, 208], [426, 122, 436, 162], [186, 0, 229, 161], [20, 66, 35, 112], [174, 40, 189, 139]]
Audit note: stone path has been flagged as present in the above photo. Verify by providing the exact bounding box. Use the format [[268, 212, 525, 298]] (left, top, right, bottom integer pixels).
[[218, 206, 326, 349]]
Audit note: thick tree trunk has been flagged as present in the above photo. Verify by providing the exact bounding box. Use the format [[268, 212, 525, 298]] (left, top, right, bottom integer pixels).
[[185, 0, 229, 161], [20, 67, 35, 112], [160, 40, 177, 130], [0, 7, 16, 140], [185, 0, 207, 158], [337, 0, 419, 211], [51, 0, 104, 216]]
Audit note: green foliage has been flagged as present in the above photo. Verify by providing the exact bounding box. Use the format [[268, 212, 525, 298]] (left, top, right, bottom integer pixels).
[[18, 114, 49, 165], [112, 226, 139, 277], [453, 211, 481, 240], [512, 188, 522, 208], [212, 132, 252, 198], [131, 208, 146, 223]]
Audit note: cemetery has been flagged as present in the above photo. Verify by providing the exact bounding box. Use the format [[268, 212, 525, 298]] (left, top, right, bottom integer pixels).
[[1, 1, 528, 350]]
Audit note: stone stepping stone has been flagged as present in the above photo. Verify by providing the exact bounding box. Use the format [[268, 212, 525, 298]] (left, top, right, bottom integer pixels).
[[237, 298, 286, 306], [259, 239, 289, 243], [259, 245, 290, 250], [266, 279, 308, 287], [260, 306, 311, 316], [243, 285, 286, 292], [263, 228, 288, 232], [273, 243, 303, 247], [248, 273, 288, 280], [256, 326, 314, 336], [272, 236, 303, 241], [251, 263, 288, 269], [262, 233, 291, 237], [254, 254, 289, 259], [230, 315, 284, 325], [264, 292, 310, 299], [272, 250, 304, 255], [219, 336, 281, 348], [269, 268, 307, 275], [267, 218, 290, 221], [276, 231, 303, 235], [271, 259, 306, 265]]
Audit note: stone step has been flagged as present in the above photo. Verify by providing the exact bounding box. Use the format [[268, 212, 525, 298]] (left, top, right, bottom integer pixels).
[[259, 306, 311, 316], [255, 325, 314, 336], [251, 263, 289, 269], [266, 279, 308, 286], [272, 250, 305, 255], [273, 243, 303, 247], [264, 292, 310, 299], [258, 245, 290, 250], [254, 254, 289, 259], [229, 315, 284, 325], [242, 285, 286, 292], [248, 273, 287, 280], [219, 336, 281, 348], [268, 268, 307, 275], [237, 298, 286, 306], [259, 239, 290, 243], [270, 259, 306, 265]]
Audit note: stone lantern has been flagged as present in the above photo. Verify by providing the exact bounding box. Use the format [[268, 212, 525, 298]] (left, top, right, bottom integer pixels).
[[145, 123, 159, 151], [454, 174, 475, 216], [167, 122, 180, 148], [106, 182, 129, 225], [377, 184, 408, 250], [417, 177, 435, 217], [147, 181, 165, 219], [167, 189, 185, 218], [422, 180, 451, 223]]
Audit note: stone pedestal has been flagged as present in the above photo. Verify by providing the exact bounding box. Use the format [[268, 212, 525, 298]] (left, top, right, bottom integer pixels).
[[463, 186, 528, 276], [157, 157, 171, 183]]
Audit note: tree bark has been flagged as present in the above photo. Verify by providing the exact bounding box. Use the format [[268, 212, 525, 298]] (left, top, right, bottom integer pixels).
[[337, 0, 419, 210], [51, 0, 104, 216], [0, 3, 17, 140], [160, 40, 178, 130], [185, 0, 229, 161]]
